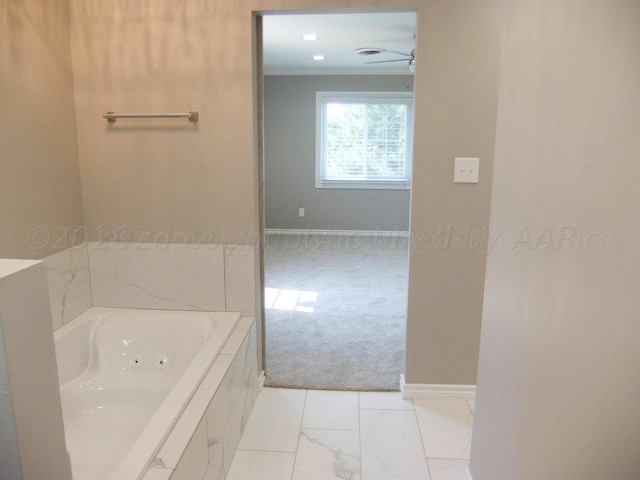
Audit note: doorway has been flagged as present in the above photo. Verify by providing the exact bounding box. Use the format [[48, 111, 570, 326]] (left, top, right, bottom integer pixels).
[[258, 10, 417, 391]]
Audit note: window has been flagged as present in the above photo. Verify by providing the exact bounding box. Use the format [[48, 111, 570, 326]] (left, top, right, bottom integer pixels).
[[316, 92, 414, 189]]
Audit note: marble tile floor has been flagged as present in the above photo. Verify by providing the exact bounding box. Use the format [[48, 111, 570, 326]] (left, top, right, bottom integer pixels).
[[225, 387, 474, 480]]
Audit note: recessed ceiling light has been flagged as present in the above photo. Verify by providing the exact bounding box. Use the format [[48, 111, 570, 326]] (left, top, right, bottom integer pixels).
[[313, 54, 325, 61], [302, 33, 318, 41]]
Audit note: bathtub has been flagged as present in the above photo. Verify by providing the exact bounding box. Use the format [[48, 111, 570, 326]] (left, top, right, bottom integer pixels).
[[54, 307, 240, 480]]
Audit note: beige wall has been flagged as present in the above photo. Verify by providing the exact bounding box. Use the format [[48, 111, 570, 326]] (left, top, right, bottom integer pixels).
[[69, 1, 259, 244], [406, 0, 502, 384], [68, 0, 500, 383], [471, 1, 640, 478], [0, 0, 84, 259]]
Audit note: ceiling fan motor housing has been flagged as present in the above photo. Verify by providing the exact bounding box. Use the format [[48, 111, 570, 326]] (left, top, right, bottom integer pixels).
[[354, 47, 386, 56]]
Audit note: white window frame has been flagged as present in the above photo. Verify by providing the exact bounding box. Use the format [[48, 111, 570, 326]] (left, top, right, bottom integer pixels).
[[315, 91, 414, 190]]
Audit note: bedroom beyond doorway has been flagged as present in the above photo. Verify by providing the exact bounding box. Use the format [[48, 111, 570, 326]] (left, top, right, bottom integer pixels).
[[264, 233, 409, 391]]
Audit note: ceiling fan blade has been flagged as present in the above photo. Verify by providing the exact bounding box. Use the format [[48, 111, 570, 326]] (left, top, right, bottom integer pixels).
[[383, 49, 412, 57], [365, 58, 407, 64]]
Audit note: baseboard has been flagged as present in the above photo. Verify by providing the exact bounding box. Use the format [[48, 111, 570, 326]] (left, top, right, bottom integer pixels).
[[400, 374, 476, 400], [465, 468, 474, 480], [258, 370, 266, 390], [265, 228, 409, 237]]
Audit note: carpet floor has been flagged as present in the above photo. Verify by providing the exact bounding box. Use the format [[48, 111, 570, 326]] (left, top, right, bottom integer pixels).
[[264, 234, 409, 391]]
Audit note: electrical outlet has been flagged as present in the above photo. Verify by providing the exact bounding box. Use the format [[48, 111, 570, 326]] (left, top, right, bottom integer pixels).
[[298, 208, 305, 217], [454, 157, 480, 183]]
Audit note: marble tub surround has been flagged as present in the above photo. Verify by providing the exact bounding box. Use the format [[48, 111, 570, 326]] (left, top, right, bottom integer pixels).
[[88, 242, 226, 311], [43, 245, 92, 330], [145, 317, 259, 480], [227, 388, 475, 480], [87, 242, 258, 316], [224, 244, 258, 317], [0, 260, 72, 480], [42, 241, 258, 329]]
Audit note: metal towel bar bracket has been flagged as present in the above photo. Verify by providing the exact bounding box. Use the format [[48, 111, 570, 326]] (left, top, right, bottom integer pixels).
[[103, 111, 199, 123]]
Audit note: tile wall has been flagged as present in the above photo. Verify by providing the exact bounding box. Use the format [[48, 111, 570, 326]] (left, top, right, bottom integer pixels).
[[43, 246, 92, 330], [43, 241, 258, 330]]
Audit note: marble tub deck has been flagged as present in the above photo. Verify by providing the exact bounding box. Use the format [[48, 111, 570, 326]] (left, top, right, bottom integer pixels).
[[226, 388, 474, 480]]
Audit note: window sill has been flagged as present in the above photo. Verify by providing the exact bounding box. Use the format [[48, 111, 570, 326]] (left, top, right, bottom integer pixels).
[[315, 180, 411, 190]]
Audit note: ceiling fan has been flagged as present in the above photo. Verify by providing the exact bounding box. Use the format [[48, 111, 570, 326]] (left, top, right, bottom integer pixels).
[[354, 47, 416, 72]]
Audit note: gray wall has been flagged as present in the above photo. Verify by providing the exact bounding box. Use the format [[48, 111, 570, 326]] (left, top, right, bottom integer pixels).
[[0, 0, 84, 259], [264, 75, 413, 231], [471, 1, 640, 479]]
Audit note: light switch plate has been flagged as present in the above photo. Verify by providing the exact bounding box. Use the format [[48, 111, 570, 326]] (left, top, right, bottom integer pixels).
[[454, 157, 480, 183]]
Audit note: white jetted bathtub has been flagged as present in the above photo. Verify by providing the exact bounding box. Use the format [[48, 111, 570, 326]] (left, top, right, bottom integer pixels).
[[54, 307, 240, 480]]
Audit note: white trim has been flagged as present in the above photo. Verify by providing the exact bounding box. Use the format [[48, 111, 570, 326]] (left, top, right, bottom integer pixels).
[[258, 370, 266, 390], [316, 179, 411, 190], [265, 229, 409, 237], [400, 374, 476, 401], [465, 468, 474, 480]]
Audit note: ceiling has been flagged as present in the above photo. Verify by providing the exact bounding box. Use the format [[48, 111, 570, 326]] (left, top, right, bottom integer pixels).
[[262, 12, 417, 76]]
